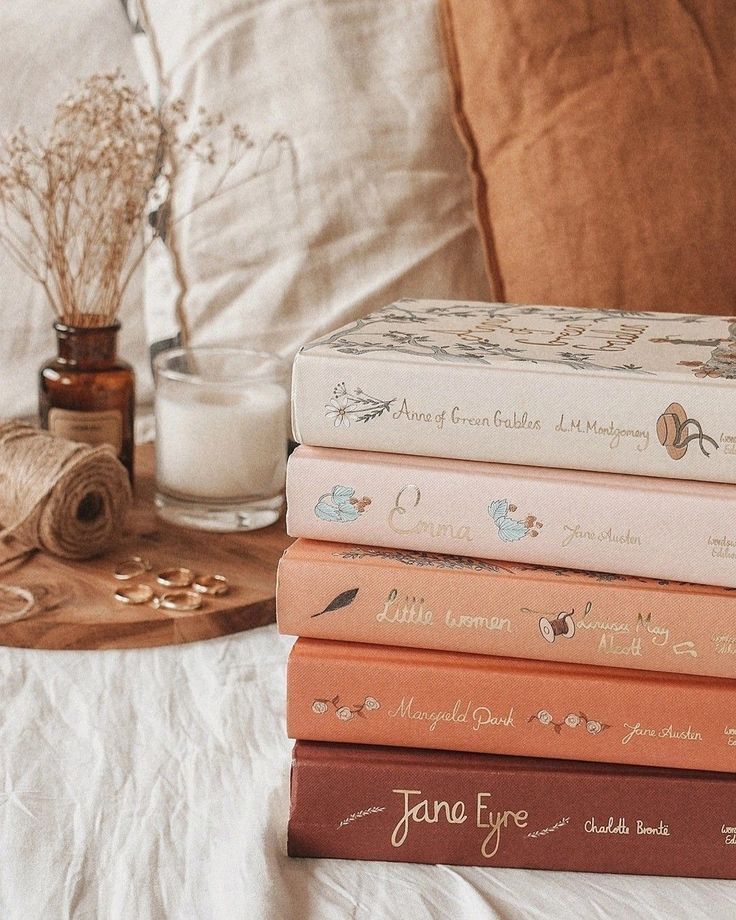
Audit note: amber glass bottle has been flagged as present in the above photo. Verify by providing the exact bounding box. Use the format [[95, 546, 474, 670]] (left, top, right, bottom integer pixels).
[[39, 321, 135, 479]]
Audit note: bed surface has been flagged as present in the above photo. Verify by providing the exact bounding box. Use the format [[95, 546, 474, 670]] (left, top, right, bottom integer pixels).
[[1, 625, 733, 919]]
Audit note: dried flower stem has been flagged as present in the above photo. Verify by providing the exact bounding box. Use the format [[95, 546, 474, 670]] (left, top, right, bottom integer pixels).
[[136, 0, 297, 345], [136, 0, 191, 344], [0, 42, 295, 331]]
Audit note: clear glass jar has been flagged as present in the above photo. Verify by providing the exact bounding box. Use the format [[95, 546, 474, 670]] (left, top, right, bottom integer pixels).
[[39, 320, 135, 479], [154, 347, 289, 531]]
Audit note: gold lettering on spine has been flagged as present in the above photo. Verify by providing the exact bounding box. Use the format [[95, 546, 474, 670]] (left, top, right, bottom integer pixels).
[[391, 789, 528, 858], [388, 485, 473, 543]]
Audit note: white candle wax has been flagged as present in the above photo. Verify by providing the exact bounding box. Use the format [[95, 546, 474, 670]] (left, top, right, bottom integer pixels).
[[155, 382, 288, 501]]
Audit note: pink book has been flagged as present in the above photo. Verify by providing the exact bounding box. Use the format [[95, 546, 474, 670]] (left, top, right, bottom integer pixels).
[[285, 446, 736, 588], [277, 539, 736, 678]]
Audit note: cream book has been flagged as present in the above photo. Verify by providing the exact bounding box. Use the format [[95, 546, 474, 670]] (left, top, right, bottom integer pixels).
[[291, 299, 736, 482]]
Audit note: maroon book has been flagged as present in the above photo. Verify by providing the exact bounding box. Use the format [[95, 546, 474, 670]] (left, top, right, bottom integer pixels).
[[289, 741, 736, 877]]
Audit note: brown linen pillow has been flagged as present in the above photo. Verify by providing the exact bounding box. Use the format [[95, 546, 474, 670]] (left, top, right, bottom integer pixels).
[[441, 0, 736, 314]]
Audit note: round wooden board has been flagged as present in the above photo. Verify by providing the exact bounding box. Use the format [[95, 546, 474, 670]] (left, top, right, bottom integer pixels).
[[0, 444, 293, 649]]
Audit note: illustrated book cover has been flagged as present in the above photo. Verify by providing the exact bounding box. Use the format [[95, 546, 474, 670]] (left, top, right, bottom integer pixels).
[[277, 539, 736, 678], [287, 638, 736, 773], [291, 299, 736, 483]]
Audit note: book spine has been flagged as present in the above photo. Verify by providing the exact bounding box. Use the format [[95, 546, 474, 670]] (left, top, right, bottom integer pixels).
[[287, 639, 736, 773], [285, 446, 736, 588], [276, 540, 736, 679], [292, 347, 736, 484], [289, 741, 736, 877]]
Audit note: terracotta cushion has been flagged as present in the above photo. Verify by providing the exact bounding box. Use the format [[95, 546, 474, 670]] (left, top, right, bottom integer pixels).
[[441, 0, 736, 314]]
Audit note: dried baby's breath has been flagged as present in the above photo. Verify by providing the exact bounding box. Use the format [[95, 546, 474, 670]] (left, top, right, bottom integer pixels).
[[0, 70, 289, 330]]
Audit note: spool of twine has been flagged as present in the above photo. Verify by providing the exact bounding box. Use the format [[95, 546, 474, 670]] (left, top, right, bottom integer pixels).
[[0, 421, 132, 565]]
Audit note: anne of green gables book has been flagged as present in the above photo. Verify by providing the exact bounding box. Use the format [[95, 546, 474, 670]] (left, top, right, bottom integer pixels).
[[291, 299, 736, 483]]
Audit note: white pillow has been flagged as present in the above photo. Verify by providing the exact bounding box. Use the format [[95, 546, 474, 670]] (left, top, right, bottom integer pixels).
[[0, 1, 151, 419], [142, 0, 490, 359]]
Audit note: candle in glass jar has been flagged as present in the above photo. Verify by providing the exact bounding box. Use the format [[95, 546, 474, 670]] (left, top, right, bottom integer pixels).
[[156, 382, 288, 501]]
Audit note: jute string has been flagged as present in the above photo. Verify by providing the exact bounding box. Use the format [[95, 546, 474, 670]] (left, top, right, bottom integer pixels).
[[0, 421, 132, 568]]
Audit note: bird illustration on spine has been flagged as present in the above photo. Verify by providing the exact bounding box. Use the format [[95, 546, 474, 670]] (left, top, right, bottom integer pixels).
[[315, 486, 372, 523], [489, 500, 543, 542]]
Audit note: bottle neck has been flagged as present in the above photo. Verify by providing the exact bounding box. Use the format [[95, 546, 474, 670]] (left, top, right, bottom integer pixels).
[[54, 321, 120, 369]]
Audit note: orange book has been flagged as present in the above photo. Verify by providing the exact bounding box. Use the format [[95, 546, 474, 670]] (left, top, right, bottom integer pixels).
[[287, 639, 736, 773], [277, 539, 736, 678]]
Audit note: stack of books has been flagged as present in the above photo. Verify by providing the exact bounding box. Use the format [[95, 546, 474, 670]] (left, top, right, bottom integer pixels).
[[278, 299, 736, 878]]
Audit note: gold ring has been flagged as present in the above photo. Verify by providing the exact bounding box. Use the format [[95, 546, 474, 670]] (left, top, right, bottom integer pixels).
[[155, 589, 202, 612], [114, 584, 155, 605], [156, 567, 194, 588], [114, 556, 152, 580], [193, 574, 229, 596]]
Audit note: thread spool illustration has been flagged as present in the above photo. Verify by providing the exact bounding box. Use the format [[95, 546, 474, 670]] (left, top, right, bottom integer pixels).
[[656, 403, 719, 460], [539, 611, 575, 644]]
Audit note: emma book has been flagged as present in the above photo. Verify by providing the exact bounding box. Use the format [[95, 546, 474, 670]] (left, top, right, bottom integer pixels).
[[285, 446, 736, 589], [277, 540, 736, 679], [287, 639, 736, 773], [289, 741, 736, 878], [291, 300, 736, 483]]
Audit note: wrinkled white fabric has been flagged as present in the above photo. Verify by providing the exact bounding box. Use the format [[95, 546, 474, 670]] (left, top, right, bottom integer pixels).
[[0, 0, 153, 420], [0, 624, 734, 920], [141, 0, 490, 358]]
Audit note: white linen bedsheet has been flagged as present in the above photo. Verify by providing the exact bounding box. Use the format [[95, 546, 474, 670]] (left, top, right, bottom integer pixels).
[[0, 625, 733, 920]]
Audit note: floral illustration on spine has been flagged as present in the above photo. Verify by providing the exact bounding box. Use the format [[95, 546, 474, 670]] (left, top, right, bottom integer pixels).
[[325, 382, 395, 427], [489, 500, 543, 542], [655, 403, 719, 460], [526, 817, 570, 839], [315, 486, 372, 523], [333, 546, 512, 572], [337, 805, 386, 829], [528, 710, 610, 735], [312, 695, 380, 721]]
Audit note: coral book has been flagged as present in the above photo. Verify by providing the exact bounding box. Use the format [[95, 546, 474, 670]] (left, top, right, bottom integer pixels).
[[287, 638, 736, 774], [277, 539, 736, 678]]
